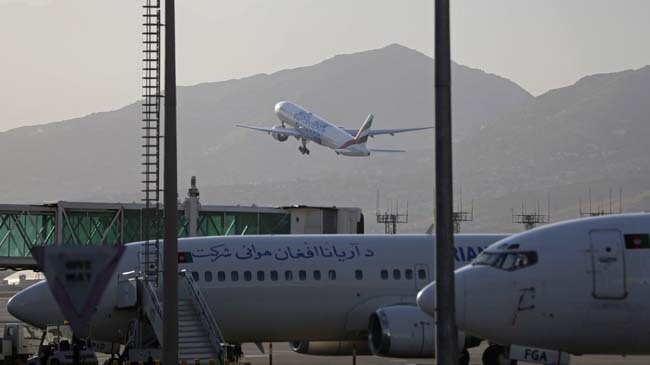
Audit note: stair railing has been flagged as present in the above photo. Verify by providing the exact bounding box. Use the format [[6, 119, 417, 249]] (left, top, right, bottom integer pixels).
[[180, 270, 226, 361]]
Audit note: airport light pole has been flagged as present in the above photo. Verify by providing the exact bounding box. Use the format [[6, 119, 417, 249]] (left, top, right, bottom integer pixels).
[[434, 0, 459, 364], [162, 0, 179, 363]]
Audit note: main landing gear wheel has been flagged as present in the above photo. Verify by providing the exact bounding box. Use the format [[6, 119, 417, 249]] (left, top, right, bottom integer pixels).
[[459, 349, 470, 365], [298, 146, 310, 155], [482, 344, 517, 365]]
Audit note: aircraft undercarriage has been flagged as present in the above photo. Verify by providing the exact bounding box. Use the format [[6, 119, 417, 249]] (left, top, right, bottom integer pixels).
[[482, 344, 517, 365], [298, 139, 310, 155]]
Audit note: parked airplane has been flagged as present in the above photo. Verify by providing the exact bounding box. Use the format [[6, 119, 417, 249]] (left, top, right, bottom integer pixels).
[[9, 233, 506, 363], [417, 213, 650, 365], [237, 101, 432, 156]]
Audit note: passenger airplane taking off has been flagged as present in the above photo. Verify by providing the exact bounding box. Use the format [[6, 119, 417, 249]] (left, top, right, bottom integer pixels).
[[418, 213, 650, 365], [9, 233, 506, 363], [237, 101, 432, 156]]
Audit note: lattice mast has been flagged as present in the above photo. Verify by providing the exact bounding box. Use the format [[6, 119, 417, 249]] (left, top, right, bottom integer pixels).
[[141, 0, 163, 285]]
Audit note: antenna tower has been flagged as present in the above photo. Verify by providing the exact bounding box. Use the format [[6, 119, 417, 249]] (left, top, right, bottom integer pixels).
[[375, 191, 408, 234], [579, 187, 623, 217], [452, 186, 473, 233], [512, 193, 550, 230]]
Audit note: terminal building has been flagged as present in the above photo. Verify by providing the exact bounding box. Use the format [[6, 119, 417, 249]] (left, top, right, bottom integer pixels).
[[0, 179, 363, 269]]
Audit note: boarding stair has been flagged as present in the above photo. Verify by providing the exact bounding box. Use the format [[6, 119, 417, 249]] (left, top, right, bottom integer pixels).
[[141, 270, 227, 363]]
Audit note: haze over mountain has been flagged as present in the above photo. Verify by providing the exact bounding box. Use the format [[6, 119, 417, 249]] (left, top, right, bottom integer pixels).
[[1, 44, 648, 232]]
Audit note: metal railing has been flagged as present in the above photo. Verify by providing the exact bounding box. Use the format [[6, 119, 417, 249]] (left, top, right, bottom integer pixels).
[[180, 270, 225, 361]]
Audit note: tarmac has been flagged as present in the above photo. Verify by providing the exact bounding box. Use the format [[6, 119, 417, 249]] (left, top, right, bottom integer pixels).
[[1, 291, 648, 365]]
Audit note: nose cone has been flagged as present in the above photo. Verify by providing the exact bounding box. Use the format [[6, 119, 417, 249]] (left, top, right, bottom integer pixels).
[[416, 282, 436, 317], [8, 280, 63, 328], [416, 273, 466, 328], [274, 101, 289, 116]]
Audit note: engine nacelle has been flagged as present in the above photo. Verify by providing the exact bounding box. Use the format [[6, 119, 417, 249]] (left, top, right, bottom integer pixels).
[[289, 341, 371, 356], [368, 305, 467, 358], [271, 125, 288, 142]]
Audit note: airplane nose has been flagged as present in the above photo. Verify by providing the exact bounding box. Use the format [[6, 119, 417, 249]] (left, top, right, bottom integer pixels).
[[8, 280, 63, 328], [416, 274, 466, 328], [274, 101, 289, 116]]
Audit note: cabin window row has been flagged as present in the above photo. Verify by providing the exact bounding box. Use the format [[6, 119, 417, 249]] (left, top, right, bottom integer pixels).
[[191, 269, 344, 282], [379, 268, 427, 280]]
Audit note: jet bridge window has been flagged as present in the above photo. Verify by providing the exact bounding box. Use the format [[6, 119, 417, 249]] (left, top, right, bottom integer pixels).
[[472, 251, 538, 271]]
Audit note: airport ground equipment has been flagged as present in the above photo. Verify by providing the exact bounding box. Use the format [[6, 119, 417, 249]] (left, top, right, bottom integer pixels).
[[0, 323, 42, 363], [26, 324, 98, 365], [117, 270, 231, 364]]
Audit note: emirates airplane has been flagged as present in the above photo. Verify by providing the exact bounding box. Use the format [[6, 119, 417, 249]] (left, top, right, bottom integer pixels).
[[237, 101, 432, 156], [9, 233, 506, 363]]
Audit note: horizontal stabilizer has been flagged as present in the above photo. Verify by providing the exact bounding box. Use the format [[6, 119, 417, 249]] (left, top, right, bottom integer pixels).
[[369, 148, 405, 153]]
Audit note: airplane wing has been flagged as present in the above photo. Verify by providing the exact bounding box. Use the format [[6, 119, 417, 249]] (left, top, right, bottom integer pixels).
[[236, 125, 304, 138], [341, 126, 433, 137]]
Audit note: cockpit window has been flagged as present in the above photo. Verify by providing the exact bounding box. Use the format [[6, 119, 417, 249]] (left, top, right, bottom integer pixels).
[[472, 251, 537, 271]]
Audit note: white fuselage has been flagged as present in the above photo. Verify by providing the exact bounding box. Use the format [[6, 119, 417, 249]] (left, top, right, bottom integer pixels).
[[10, 234, 506, 344], [275, 101, 369, 156], [418, 213, 650, 355]]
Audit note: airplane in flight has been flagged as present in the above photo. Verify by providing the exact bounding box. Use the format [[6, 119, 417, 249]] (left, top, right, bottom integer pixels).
[[9, 233, 507, 364], [236, 101, 433, 156], [417, 213, 650, 365]]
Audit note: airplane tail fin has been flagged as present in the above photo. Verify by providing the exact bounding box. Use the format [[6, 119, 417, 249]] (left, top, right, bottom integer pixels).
[[354, 114, 373, 145]]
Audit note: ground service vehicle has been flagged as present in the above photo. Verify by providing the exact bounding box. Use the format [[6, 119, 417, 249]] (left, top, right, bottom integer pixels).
[[0, 323, 42, 363], [26, 325, 97, 365]]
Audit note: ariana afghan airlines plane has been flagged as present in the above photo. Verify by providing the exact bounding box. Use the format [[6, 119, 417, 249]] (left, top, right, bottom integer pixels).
[[418, 213, 650, 365], [9, 233, 506, 364], [237, 101, 433, 156]]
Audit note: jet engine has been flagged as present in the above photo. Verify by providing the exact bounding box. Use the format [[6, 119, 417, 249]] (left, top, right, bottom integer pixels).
[[368, 305, 467, 358], [289, 341, 371, 356], [271, 125, 289, 142]]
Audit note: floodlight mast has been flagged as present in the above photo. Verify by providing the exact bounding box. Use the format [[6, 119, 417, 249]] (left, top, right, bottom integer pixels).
[[162, 0, 179, 364], [434, 0, 459, 364]]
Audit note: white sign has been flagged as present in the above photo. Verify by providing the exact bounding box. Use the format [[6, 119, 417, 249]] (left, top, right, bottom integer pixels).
[[31, 246, 126, 338], [509, 345, 570, 365]]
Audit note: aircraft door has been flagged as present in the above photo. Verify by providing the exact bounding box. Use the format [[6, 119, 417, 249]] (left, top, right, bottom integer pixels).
[[589, 229, 627, 299], [414, 264, 430, 290]]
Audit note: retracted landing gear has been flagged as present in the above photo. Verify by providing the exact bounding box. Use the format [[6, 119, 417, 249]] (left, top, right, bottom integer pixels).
[[483, 344, 517, 365], [298, 139, 310, 155]]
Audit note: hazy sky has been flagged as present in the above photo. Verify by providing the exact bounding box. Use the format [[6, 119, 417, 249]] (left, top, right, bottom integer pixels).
[[1, 0, 649, 131]]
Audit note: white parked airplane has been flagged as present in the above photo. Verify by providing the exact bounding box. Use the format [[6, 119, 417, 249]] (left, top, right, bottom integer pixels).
[[9, 233, 506, 363], [417, 213, 650, 365], [237, 101, 432, 156]]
